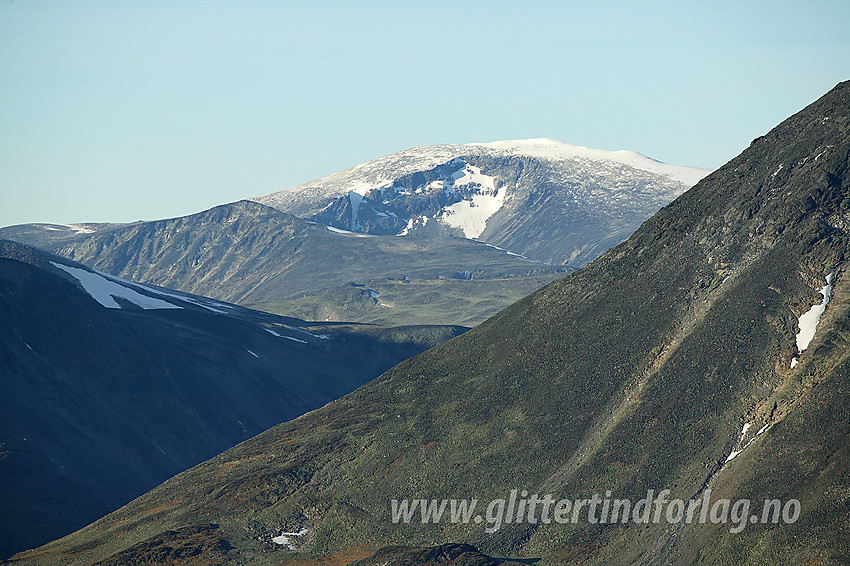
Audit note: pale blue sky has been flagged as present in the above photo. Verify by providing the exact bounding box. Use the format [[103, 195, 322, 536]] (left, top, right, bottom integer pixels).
[[1, 1, 848, 227]]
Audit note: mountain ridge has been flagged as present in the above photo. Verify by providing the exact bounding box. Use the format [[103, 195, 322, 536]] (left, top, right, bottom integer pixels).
[[0, 200, 566, 327]]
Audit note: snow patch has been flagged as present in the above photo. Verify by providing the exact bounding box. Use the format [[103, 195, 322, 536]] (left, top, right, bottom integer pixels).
[[348, 191, 364, 230], [739, 423, 752, 442], [441, 186, 506, 239], [326, 225, 369, 237], [397, 215, 430, 236], [43, 223, 96, 234], [136, 284, 230, 313], [792, 272, 834, 365], [327, 225, 355, 234], [51, 262, 182, 310], [171, 295, 227, 313], [52, 261, 237, 313], [724, 450, 742, 463], [427, 179, 447, 192], [66, 223, 95, 234], [724, 421, 772, 465], [304, 331, 330, 340], [265, 327, 309, 343], [348, 180, 388, 196], [450, 163, 496, 191], [485, 243, 528, 259], [272, 528, 309, 550]]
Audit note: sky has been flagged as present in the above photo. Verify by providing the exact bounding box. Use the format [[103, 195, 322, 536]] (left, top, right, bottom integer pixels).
[[1, 1, 849, 228]]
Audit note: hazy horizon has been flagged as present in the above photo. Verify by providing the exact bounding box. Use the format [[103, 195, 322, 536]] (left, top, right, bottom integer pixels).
[[2, 0, 849, 227]]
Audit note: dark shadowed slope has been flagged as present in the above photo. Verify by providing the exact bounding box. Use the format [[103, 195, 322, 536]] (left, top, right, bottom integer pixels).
[[0, 241, 465, 559], [8, 82, 850, 566]]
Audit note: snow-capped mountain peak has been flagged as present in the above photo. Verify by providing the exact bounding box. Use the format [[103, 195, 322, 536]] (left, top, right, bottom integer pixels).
[[253, 138, 711, 266]]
